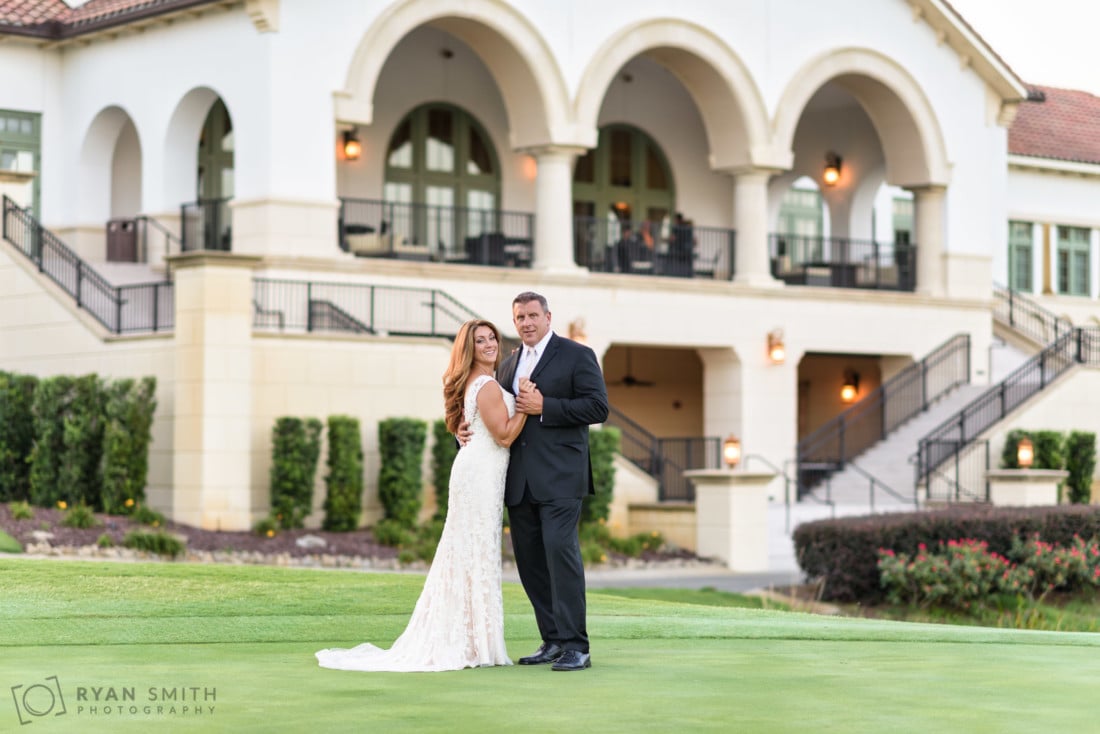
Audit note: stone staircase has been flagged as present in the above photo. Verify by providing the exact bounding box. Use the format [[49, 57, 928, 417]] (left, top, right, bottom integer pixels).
[[805, 383, 989, 506]]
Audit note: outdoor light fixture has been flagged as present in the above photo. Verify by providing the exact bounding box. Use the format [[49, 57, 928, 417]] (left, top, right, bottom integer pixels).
[[722, 435, 742, 468], [1016, 436, 1035, 468], [343, 129, 362, 161], [767, 328, 786, 364], [823, 151, 842, 186], [840, 369, 860, 403]]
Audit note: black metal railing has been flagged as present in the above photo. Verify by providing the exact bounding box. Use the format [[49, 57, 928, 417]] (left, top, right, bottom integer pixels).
[[796, 333, 970, 495], [136, 215, 184, 267], [923, 440, 990, 503], [604, 405, 722, 501], [917, 327, 1100, 489], [339, 197, 534, 267], [252, 278, 482, 337], [2, 196, 173, 333], [574, 217, 735, 280], [769, 233, 916, 291], [181, 198, 231, 252], [993, 283, 1073, 346]]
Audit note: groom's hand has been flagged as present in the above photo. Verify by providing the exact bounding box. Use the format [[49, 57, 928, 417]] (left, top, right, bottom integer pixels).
[[515, 387, 543, 416], [456, 420, 473, 446]]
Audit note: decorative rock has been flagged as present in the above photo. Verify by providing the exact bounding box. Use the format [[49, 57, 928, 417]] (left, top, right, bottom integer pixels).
[[295, 534, 327, 549], [30, 530, 54, 543]]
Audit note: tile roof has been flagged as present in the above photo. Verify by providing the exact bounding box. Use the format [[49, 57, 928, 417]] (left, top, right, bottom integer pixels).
[[0, 0, 218, 37], [1010, 86, 1100, 167]]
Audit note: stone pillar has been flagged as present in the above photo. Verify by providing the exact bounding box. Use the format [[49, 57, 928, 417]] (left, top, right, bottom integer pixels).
[[986, 469, 1067, 507], [229, 198, 341, 259], [912, 185, 947, 297], [685, 469, 774, 572], [528, 146, 586, 273], [168, 251, 260, 531], [731, 169, 779, 287]]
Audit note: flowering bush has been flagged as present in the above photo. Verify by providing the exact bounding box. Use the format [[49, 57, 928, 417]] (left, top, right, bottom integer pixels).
[[878, 534, 1100, 609]]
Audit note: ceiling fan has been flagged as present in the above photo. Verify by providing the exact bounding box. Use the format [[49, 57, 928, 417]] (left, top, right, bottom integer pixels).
[[610, 347, 655, 388]]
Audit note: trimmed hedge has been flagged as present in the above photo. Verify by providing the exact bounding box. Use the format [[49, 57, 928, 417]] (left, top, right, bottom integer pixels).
[[377, 417, 428, 529], [1065, 431, 1097, 504], [269, 416, 323, 529], [322, 416, 363, 531], [100, 377, 157, 514], [0, 372, 37, 502], [430, 419, 458, 522], [794, 505, 1100, 603], [583, 427, 620, 525]]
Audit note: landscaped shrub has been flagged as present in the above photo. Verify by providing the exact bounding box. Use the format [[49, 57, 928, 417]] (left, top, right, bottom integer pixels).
[[100, 377, 158, 514], [878, 534, 1100, 610], [28, 375, 74, 507], [583, 427, 620, 525], [1064, 431, 1097, 504], [60, 504, 99, 529], [322, 416, 363, 531], [377, 417, 428, 529], [123, 529, 185, 558], [0, 371, 38, 502], [269, 416, 324, 529], [59, 374, 105, 508], [795, 505, 1100, 603], [130, 503, 165, 527], [430, 419, 457, 522], [1033, 430, 1065, 471]]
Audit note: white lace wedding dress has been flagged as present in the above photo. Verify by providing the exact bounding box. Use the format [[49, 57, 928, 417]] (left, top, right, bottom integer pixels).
[[316, 375, 513, 672]]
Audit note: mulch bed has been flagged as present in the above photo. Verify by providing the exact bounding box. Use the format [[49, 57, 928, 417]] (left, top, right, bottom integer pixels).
[[0, 504, 400, 561], [0, 504, 702, 567]]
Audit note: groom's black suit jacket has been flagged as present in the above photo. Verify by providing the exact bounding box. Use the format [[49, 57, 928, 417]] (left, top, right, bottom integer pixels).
[[499, 332, 609, 506]]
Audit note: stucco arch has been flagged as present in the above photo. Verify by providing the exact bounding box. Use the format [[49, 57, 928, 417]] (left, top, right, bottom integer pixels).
[[336, 0, 571, 150], [575, 19, 774, 170], [163, 87, 225, 206], [773, 48, 950, 188], [77, 106, 139, 223]]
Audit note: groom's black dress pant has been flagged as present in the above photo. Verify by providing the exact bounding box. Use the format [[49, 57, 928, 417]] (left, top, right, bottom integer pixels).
[[508, 487, 588, 653]]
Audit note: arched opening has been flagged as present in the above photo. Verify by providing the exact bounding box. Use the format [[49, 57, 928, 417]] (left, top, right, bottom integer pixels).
[[77, 106, 142, 263], [186, 99, 234, 251]]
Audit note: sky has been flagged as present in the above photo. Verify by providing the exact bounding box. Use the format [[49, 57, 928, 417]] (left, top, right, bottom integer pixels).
[[947, 0, 1100, 95]]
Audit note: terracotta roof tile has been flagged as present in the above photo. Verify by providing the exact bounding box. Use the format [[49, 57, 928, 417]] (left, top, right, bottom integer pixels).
[[1009, 85, 1100, 166], [0, 0, 218, 36]]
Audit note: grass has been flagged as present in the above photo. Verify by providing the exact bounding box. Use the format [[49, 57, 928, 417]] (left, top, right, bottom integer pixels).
[[0, 529, 22, 553], [3, 558, 1100, 733]]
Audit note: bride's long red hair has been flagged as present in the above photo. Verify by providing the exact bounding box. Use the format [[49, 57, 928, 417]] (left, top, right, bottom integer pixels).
[[443, 319, 503, 433]]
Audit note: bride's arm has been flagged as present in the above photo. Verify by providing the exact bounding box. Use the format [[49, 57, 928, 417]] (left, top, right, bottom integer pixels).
[[477, 381, 527, 448]]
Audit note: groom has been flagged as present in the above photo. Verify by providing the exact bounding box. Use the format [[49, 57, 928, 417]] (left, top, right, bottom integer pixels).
[[500, 291, 608, 672]]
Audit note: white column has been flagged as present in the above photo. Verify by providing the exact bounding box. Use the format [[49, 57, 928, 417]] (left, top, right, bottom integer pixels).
[[731, 169, 779, 287], [685, 469, 775, 571], [528, 146, 585, 273], [912, 185, 947, 297]]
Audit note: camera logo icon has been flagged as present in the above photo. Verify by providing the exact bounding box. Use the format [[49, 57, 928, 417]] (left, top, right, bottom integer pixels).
[[11, 676, 67, 726]]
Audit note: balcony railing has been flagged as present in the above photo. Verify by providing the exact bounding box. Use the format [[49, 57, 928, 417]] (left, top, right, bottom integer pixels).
[[339, 197, 534, 267], [181, 198, 231, 252], [574, 217, 735, 280], [769, 234, 916, 291], [252, 278, 482, 337], [2, 195, 173, 334]]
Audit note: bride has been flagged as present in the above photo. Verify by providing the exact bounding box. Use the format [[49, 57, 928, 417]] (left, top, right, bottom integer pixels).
[[316, 319, 529, 672]]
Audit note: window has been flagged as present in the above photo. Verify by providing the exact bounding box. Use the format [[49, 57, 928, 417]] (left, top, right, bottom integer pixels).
[[1056, 225, 1090, 296], [571, 124, 674, 232], [1008, 221, 1033, 292], [383, 104, 500, 257], [0, 109, 41, 216], [892, 197, 913, 244]]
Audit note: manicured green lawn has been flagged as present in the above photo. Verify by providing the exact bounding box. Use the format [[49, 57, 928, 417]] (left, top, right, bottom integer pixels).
[[2, 558, 1099, 733]]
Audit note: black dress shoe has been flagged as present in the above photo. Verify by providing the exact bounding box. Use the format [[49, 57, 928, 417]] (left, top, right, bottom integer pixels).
[[518, 643, 563, 665], [551, 650, 591, 671]]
